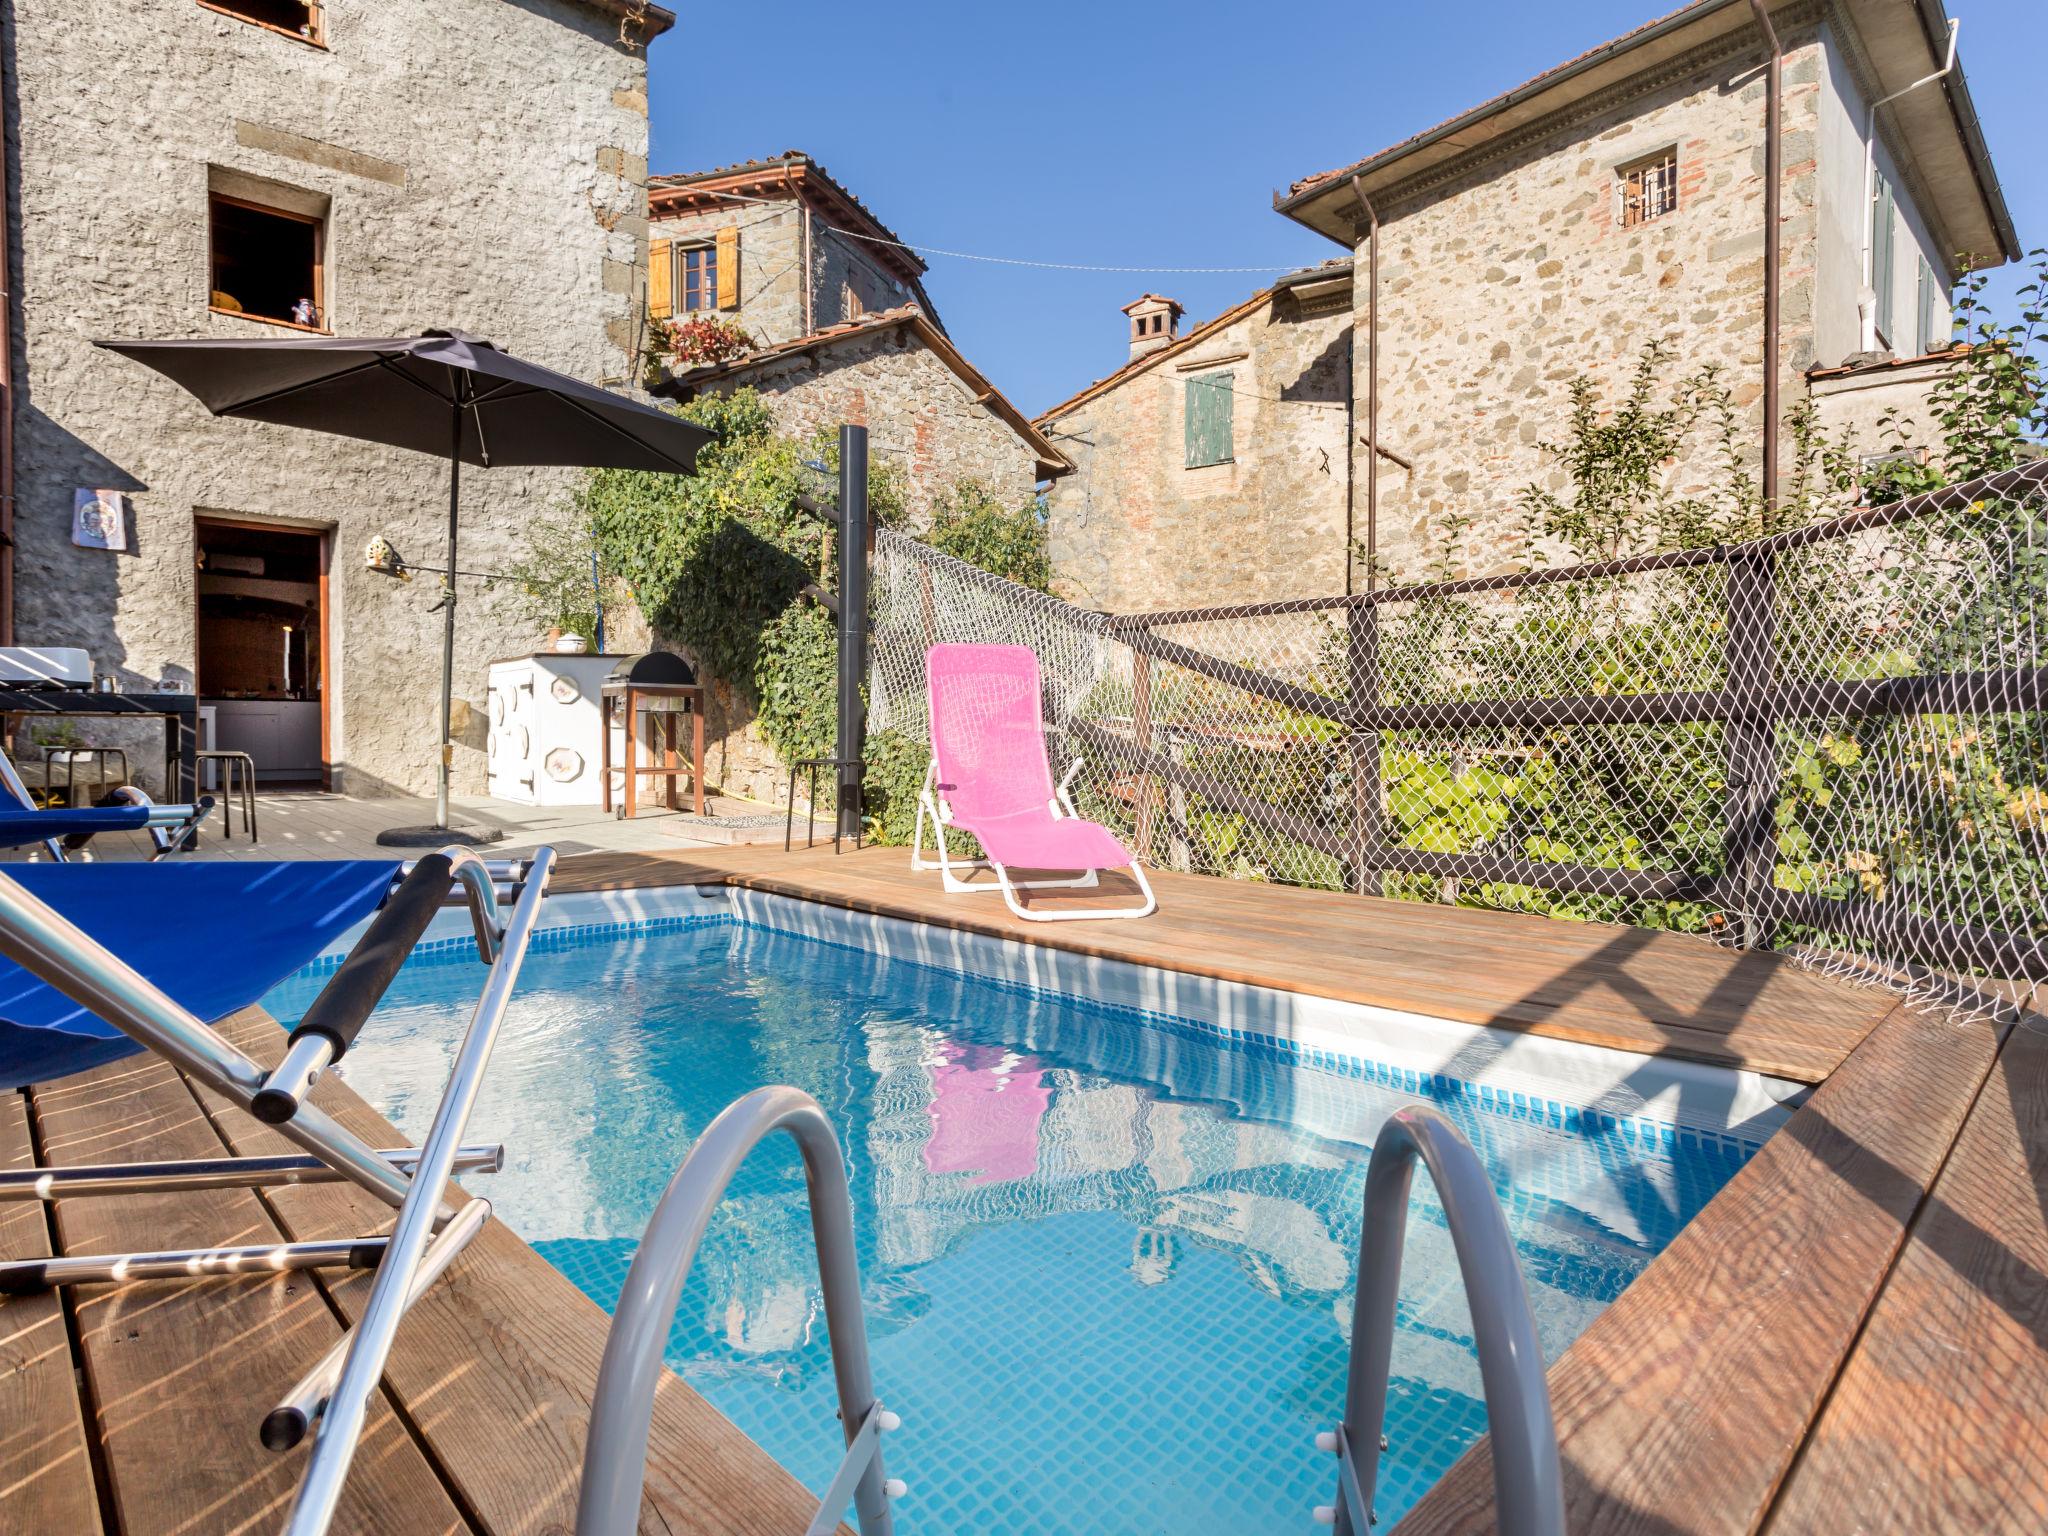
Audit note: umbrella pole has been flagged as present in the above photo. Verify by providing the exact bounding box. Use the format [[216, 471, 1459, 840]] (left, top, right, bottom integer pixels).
[[436, 408, 459, 830]]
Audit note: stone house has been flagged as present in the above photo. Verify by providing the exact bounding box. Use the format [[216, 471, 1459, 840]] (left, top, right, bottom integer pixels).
[[646, 152, 1063, 522], [1036, 264, 1355, 613], [1, 0, 669, 796], [1042, 0, 2018, 604], [646, 151, 945, 352], [633, 154, 1067, 802], [1276, 0, 2018, 583]]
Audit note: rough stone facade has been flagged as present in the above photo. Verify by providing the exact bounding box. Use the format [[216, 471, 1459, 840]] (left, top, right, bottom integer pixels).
[[1039, 274, 1353, 613], [1302, 5, 1974, 584], [1040, 2, 2007, 608], [647, 153, 935, 352], [1351, 24, 1835, 580], [5, 0, 664, 795], [685, 319, 1047, 524]]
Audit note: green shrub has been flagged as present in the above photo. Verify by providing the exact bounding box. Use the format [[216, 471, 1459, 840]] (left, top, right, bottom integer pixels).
[[570, 389, 1053, 838]]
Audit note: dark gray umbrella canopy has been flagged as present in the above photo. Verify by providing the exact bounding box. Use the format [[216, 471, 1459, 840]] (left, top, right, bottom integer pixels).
[[94, 329, 709, 471], [95, 329, 708, 839]]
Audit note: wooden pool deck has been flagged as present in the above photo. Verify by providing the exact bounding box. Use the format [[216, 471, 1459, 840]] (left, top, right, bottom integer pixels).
[[5, 841, 2043, 1532]]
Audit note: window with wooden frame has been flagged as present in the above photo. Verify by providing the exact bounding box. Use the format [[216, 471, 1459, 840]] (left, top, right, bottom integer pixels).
[[1615, 147, 1679, 228], [198, 1, 325, 46], [648, 227, 738, 320], [1184, 372, 1234, 468], [209, 193, 325, 331]]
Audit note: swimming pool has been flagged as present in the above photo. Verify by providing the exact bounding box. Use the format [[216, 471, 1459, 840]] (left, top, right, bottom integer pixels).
[[265, 890, 1782, 1533]]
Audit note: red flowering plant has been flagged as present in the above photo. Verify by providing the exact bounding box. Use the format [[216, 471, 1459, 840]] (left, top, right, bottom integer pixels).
[[664, 315, 756, 368]]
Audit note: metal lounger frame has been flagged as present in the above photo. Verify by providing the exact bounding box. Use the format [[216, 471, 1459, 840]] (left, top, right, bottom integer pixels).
[[0, 846, 556, 1536], [911, 758, 1157, 923], [0, 738, 215, 861]]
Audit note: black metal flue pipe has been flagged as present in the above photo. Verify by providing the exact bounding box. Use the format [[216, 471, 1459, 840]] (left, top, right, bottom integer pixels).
[[835, 424, 869, 840]]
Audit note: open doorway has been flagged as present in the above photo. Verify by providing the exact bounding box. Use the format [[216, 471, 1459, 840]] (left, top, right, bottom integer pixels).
[[194, 517, 329, 788]]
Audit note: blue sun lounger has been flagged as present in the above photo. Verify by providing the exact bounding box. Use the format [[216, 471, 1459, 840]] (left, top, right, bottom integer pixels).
[[0, 846, 555, 1535], [0, 737, 213, 860]]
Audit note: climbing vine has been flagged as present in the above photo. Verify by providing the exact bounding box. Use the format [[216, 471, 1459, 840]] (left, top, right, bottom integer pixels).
[[571, 389, 1053, 830]]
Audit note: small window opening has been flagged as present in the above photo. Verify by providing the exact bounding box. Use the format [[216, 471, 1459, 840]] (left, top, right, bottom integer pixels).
[[201, 1, 323, 43], [210, 194, 324, 329], [1616, 148, 1679, 228]]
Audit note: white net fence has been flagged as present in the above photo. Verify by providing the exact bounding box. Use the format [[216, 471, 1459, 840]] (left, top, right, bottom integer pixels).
[[870, 462, 2048, 1013]]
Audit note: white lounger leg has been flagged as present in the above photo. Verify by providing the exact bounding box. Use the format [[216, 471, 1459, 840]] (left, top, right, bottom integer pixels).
[[992, 857, 1156, 923], [913, 763, 1097, 894]]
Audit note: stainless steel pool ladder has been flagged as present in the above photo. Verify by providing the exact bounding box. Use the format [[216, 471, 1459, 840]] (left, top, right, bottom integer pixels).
[[576, 1084, 903, 1536], [1313, 1104, 1566, 1536]]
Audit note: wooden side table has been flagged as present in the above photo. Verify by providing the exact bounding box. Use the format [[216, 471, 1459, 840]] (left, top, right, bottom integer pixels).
[[601, 683, 705, 818]]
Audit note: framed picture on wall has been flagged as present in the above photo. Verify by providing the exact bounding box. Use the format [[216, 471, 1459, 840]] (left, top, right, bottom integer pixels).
[[71, 488, 129, 551]]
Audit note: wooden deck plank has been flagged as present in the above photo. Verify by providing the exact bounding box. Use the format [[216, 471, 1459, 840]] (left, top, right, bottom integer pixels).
[[193, 1009, 834, 1536], [0, 1093, 102, 1533], [1391, 998, 2008, 1536], [29, 1055, 470, 1536], [1765, 1011, 2048, 1533], [553, 845, 1890, 1082]]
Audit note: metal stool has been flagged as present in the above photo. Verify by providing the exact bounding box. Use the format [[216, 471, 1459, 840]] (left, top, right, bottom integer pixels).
[[41, 746, 129, 808], [195, 749, 258, 842], [784, 756, 862, 853]]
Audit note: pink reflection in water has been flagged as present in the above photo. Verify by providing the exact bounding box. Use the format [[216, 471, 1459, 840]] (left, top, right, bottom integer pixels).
[[922, 1040, 1050, 1185]]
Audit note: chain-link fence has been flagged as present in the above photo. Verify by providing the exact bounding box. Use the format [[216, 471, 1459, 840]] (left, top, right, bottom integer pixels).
[[870, 462, 2048, 1012]]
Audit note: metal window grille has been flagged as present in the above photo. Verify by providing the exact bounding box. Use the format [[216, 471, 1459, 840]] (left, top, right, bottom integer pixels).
[[1616, 150, 1679, 228]]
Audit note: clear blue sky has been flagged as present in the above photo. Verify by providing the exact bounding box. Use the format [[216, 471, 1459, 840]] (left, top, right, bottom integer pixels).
[[645, 0, 2039, 419]]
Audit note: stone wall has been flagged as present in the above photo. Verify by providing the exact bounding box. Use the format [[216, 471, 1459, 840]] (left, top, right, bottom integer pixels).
[[649, 198, 921, 351], [694, 324, 1043, 526], [6, 0, 655, 796], [1041, 289, 1352, 613], [652, 201, 809, 346], [1355, 23, 1831, 583], [1807, 350, 1961, 461]]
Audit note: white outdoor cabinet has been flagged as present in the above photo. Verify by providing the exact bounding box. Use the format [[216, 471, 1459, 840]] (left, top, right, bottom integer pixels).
[[485, 654, 624, 807]]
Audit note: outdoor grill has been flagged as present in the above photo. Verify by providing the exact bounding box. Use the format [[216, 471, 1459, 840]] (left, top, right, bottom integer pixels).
[[598, 651, 705, 819], [601, 652, 696, 694]]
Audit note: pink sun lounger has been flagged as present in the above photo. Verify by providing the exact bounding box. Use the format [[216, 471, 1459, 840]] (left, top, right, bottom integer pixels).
[[914, 643, 1156, 922]]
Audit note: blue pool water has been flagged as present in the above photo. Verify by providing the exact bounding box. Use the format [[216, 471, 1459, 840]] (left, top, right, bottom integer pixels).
[[265, 914, 1756, 1533]]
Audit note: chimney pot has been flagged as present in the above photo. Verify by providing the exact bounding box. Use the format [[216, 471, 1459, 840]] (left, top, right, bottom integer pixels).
[[1121, 293, 1184, 361]]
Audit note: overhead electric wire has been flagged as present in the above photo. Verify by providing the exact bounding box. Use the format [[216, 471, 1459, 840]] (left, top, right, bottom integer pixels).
[[672, 185, 1305, 275]]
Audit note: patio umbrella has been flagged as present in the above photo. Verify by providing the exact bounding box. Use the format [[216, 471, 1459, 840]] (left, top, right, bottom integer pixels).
[[94, 330, 708, 843]]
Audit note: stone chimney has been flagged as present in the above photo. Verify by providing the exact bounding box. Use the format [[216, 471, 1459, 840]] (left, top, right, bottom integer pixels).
[[1122, 294, 1183, 361]]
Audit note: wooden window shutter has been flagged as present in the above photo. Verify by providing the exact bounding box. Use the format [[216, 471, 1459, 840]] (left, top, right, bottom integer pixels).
[[648, 238, 673, 319], [715, 226, 739, 309], [1184, 373, 1234, 468], [1871, 175, 1897, 341]]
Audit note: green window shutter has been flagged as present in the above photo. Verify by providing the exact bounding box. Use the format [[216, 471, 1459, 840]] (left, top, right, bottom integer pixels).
[[1871, 174, 1896, 344], [1916, 257, 1940, 354], [1184, 372, 1234, 468]]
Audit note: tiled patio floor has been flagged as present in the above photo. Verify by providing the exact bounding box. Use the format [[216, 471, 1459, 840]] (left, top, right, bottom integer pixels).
[[0, 789, 792, 864]]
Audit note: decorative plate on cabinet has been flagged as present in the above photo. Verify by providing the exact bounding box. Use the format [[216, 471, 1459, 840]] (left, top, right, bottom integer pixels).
[[544, 747, 583, 783], [551, 674, 581, 704]]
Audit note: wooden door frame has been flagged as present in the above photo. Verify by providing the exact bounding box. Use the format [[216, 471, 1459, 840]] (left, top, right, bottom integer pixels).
[[192, 514, 332, 789]]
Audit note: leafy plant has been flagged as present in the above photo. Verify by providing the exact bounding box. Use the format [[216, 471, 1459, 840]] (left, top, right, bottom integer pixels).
[[1863, 248, 2047, 503], [499, 508, 616, 640], [923, 482, 1053, 592], [663, 315, 756, 368], [578, 388, 1054, 835]]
